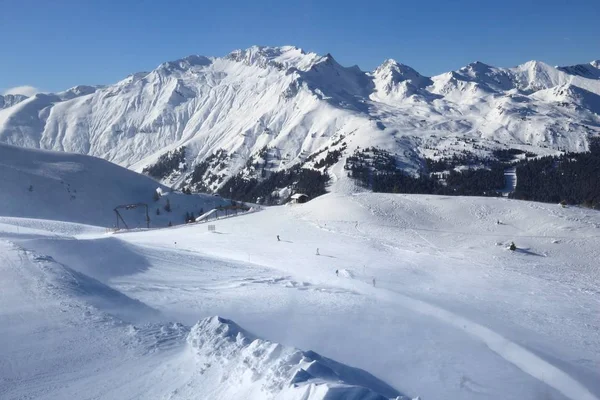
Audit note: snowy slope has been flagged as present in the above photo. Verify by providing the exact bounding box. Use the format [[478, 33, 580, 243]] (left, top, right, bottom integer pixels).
[[0, 238, 411, 399], [0, 46, 599, 192], [1, 189, 599, 400], [0, 143, 228, 227], [105, 194, 600, 400]]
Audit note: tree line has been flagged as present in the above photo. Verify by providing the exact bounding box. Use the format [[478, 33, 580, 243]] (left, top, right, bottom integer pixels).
[[510, 138, 600, 209]]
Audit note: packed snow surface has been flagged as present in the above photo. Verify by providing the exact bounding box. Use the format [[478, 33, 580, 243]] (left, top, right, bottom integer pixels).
[[1, 183, 599, 399]]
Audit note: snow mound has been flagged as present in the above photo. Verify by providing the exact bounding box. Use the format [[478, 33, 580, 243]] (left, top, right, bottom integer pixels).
[[186, 316, 409, 400], [338, 268, 355, 278], [22, 245, 160, 323]]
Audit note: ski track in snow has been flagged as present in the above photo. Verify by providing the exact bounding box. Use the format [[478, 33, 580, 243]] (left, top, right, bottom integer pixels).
[[377, 287, 599, 400], [302, 196, 600, 400]]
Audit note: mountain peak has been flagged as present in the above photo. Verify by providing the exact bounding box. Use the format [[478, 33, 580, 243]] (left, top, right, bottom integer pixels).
[[226, 45, 318, 70], [382, 58, 400, 66], [373, 58, 430, 96], [374, 59, 422, 76], [157, 54, 212, 74], [516, 60, 554, 73], [57, 85, 100, 100], [376, 59, 405, 72], [462, 60, 493, 72], [180, 54, 213, 66]]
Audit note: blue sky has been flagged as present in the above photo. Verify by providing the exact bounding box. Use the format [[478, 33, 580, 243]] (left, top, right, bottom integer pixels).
[[1, 0, 599, 94]]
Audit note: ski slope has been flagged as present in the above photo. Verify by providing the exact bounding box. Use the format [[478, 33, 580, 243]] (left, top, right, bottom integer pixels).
[[1, 190, 599, 399], [0, 143, 228, 228]]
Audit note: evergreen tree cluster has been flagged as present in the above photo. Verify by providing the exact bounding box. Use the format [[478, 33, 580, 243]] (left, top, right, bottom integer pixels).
[[425, 152, 487, 173], [306, 136, 346, 165], [305, 146, 329, 163], [346, 148, 505, 196], [368, 166, 505, 196], [184, 211, 196, 223], [142, 147, 186, 180], [492, 148, 536, 162], [219, 167, 329, 204], [424, 148, 537, 173], [345, 140, 600, 208], [510, 138, 600, 208], [188, 150, 229, 192], [443, 166, 505, 196], [314, 148, 345, 169]]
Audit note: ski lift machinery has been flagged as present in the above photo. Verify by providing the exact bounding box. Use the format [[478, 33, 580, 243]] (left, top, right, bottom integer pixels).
[[113, 203, 150, 229]]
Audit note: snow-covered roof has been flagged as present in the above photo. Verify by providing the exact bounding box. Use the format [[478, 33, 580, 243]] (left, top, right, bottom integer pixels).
[[290, 193, 308, 199]]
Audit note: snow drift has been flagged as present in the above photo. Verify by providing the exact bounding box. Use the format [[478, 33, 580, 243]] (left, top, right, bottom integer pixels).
[[25, 247, 160, 323], [185, 316, 408, 400]]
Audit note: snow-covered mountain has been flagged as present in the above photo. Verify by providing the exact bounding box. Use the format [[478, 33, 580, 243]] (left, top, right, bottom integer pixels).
[[558, 60, 600, 79], [1, 46, 599, 192], [0, 93, 28, 109]]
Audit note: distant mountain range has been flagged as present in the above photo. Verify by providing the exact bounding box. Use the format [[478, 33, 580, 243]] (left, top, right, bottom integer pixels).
[[1, 46, 599, 194]]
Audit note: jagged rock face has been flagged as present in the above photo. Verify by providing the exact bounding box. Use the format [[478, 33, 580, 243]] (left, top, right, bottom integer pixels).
[[0, 94, 28, 109], [1, 46, 599, 191]]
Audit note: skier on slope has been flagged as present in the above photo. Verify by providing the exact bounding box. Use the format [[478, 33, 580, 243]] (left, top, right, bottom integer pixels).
[[335, 269, 339, 277], [277, 235, 280, 242], [372, 277, 376, 287]]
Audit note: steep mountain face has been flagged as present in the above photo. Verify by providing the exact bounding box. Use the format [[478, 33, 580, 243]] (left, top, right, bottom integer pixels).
[[0, 94, 28, 109], [1, 46, 599, 197], [558, 60, 600, 80], [371, 59, 434, 102]]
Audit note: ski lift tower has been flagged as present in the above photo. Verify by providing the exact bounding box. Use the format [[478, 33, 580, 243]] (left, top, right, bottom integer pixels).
[[114, 203, 150, 229]]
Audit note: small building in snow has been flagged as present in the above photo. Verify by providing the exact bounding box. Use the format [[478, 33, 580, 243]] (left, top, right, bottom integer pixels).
[[290, 193, 309, 204]]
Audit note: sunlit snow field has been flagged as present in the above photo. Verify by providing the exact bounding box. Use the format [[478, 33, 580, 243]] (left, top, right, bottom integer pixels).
[[1, 189, 599, 399]]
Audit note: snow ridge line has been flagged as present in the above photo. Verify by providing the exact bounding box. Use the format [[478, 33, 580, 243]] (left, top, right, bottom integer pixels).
[[383, 290, 599, 400]]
